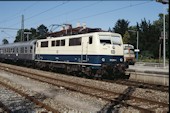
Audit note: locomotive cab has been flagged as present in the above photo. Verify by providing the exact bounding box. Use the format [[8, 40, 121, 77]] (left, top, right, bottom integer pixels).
[[97, 33, 124, 64], [123, 44, 135, 65]]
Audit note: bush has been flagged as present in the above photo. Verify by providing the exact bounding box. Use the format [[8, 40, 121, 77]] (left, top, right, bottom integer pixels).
[[140, 51, 154, 59]]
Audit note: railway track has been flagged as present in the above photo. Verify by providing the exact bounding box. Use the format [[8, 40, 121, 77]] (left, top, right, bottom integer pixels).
[[0, 63, 168, 113], [0, 100, 11, 113], [103, 79, 169, 92], [0, 80, 59, 113]]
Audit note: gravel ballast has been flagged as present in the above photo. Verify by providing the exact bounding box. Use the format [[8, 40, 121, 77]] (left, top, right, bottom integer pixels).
[[0, 63, 168, 113]]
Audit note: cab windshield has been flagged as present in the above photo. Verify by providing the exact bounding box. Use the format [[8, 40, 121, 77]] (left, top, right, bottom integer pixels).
[[124, 50, 134, 54], [99, 35, 122, 45]]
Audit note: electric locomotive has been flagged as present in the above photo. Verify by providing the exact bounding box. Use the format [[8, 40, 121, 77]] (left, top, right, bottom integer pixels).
[[123, 44, 135, 65], [35, 32, 126, 78]]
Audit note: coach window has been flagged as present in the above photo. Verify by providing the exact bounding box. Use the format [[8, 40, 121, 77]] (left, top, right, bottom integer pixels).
[[51, 41, 55, 47], [89, 36, 93, 44], [69, 37, 81, 46], [30, 46, 32, 53], [25, 47, 27, 53], [61, 40, 65, 46], [56, 40, 60, 46], [10, 48, 12, 53], [41, 41, 48, 47], [21, 47, 24, 53], [16, 48, 18, 53]]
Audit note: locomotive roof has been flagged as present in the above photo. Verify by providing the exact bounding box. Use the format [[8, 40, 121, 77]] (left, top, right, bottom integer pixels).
[[47, 26, 105, 37], [0, 40, 37, 48], [40, 32, 122, 41]]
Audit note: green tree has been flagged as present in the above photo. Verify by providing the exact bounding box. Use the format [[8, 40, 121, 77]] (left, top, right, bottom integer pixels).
[[123, 31, 130, 44], [14, 29, 22, 42], [153, 10, 169, 58], [137, 18, 160, 58], [14, 24, 49, 42], [14, 29, 30, 42], [37, 24, 48, 39], [112, 9, 169, 59], [2, 38, 9, 44], [128, 26, 137, 47], [29, 28, 38, 40], [113, 19, 129, 37]]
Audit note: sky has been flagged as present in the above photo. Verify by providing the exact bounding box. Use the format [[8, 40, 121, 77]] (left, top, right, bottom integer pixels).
[[0, 0, 168, 44]]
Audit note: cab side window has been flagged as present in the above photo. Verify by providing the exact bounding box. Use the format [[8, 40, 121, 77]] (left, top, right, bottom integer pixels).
[[89, 36, 93, 44]]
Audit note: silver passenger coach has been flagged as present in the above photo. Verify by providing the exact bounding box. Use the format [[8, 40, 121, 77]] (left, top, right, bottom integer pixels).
[[0, 40, 37, 61]]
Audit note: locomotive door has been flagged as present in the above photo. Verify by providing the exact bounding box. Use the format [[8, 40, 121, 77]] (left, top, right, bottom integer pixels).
[[81, 36, 89, 62], [36, 42, 40, 60]]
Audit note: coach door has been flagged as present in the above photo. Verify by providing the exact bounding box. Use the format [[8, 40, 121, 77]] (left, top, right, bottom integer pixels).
[[81, 36, 93, 63]]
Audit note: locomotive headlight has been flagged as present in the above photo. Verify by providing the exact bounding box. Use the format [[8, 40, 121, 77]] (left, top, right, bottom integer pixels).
[[120, 58, 123, 62], [102, 58, 105, 62]]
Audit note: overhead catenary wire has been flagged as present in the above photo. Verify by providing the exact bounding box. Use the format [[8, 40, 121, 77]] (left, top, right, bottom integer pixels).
[[4, 1, 152, 34], [0, 27, 19, 30], [1, 30, 15, 38], [0, 1, 154, 44], [0, 1, 39, 24], [23, 1, 39, 12], [25, 1, 69, 21], [31, 1, 152, 29], [7, 1, 69, 28], [69, 1, 152, 23], [31, 1, 103, 24]]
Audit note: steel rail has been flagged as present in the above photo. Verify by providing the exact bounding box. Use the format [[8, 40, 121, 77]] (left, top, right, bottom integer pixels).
[[0, 64, 168, 113], [1, 66, 168, 107], [0, 80, 60, 113], [0, 101, 12, 113], [103, 79, 169, 92], [0, 67, 153, 112]]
